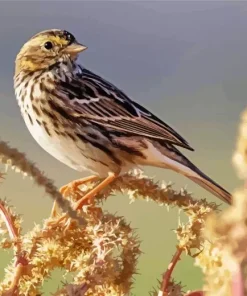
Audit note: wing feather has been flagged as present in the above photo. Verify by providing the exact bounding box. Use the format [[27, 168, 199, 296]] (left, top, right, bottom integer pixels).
[[56, 66, 194, 151]]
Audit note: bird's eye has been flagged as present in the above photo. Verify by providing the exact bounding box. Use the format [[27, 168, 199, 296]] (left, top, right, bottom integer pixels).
[[44, 41, 53, 50]]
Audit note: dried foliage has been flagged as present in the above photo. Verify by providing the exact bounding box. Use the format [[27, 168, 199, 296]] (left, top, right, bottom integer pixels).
[[193, 108, 247, 296], [0, 106, 246, 295]]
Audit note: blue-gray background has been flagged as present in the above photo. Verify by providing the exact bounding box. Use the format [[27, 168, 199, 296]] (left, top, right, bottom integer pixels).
[[0, 1, 245, 294]]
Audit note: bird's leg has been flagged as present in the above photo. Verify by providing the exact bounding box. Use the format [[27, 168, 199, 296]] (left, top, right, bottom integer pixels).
[[50, 175, 98, 218], [75, 172, 117, 210], [60, 175, 99, 195], [48, 173, 117, 231]]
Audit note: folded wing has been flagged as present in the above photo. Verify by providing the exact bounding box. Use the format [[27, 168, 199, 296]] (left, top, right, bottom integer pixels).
[[56, 67, 194, 151]]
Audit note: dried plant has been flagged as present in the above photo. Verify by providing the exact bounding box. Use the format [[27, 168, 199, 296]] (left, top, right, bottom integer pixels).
[[0, 106, 247, 295], [192, 108, 247, 296]]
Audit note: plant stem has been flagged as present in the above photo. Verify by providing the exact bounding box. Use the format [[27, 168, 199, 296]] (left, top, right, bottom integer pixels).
[[0, 202, 18, 240], [232, 263, 244, 296], [159, 247, 184, 296]]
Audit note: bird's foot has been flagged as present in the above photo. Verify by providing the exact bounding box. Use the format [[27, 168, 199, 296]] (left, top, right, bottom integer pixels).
[[50, 175, 98, 218], [74, 172, 117, 210], [44, 213, 67, 229], [60, 175, 98, 197], [46, 173, 116, 232]]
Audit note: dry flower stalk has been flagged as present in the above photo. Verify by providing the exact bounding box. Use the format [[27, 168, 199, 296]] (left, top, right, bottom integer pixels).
[[233, 109, 247, 180], [0, 198, 141, 295], [0, 140, 85, 225], [2, 122, 247, 296], [0, 140, 216, 296], [159, 247, 184, 296], [191, 107, 247, 296]]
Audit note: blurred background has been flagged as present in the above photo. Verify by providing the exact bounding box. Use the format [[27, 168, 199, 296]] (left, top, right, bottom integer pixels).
[[0, 1, 246, 294]]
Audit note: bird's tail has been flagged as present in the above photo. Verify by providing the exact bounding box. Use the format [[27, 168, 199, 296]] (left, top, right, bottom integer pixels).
[[170, 157, 231, 205], [145, 142, 232, 205], [184, 164, 231, 205]]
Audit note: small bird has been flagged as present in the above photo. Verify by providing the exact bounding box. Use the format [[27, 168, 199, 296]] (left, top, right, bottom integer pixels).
[[14, 29, 231, 210]]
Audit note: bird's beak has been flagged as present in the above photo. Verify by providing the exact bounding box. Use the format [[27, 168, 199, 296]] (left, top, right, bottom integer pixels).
[[64, 42, 88, 54]]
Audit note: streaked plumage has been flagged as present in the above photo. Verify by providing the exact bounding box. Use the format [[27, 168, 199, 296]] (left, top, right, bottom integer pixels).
[[14, 29, 232, 205]]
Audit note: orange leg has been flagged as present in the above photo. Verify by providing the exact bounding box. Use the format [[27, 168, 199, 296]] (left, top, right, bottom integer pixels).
[[75, 172, 117, 210], [48, 173, 117, 231], [50, 175, 98, 218], [60, 175, 99, 195]]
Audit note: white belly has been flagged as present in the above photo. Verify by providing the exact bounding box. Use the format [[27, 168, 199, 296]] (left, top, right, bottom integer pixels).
[[27, 116, 84, 169], [21, 108, 119, 176]]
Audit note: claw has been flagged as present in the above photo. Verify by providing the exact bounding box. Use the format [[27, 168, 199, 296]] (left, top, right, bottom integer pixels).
[[75, 172, 117, 210], [50, 175, 98, 218]]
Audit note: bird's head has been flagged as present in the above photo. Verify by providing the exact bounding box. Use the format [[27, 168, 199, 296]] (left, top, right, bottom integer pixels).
[[15, 29, 87, 74]]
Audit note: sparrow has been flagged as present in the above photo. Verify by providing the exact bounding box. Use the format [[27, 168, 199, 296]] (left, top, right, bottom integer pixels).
[[14, 29, 231, 211]]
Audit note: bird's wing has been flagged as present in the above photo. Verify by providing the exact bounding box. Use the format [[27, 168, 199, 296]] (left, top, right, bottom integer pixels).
[[57, 67, 194, 151]]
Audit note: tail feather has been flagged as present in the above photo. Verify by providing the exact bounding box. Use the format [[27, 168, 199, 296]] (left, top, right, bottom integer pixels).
[[172, 159, 232, 205], [145, 141, 232, 205], [149, 143, 232, 204], [186, 168, 231, 205]]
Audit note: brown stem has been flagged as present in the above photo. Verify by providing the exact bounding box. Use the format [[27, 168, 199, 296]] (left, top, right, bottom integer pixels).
[[0, 202, 18, 240], [232, 263, 245, 296], [159, 247, 184, 296], [10, 263, 24, 290], [0, 202, 28, 295], [2, 263, 26, 296]]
